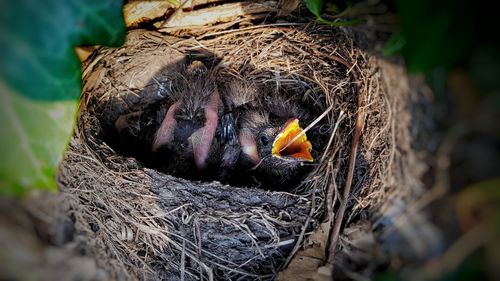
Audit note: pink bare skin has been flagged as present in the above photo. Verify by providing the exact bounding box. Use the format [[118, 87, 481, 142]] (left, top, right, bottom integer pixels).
[[190, 90, 220, 169], [151, 91, 220, 170], [151, 101, 181, 152]]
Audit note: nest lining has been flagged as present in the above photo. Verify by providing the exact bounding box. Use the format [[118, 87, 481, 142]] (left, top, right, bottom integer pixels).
[[56, 23, 434, 280]]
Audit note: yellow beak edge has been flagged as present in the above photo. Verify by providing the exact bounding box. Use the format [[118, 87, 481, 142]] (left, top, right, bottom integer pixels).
[[271, 119, 313, 162]]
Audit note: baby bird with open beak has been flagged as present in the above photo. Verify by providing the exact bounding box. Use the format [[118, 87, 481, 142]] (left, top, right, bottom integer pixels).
[[238, 96, 315, 189], [151, 59, 222, 176], [220, 79, 317, 189]]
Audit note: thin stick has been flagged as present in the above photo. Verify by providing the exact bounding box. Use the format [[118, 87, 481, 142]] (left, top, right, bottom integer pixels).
[[320, 110, 346, 164], [326, 70, 366, 266], [279, 104, 334, 153]]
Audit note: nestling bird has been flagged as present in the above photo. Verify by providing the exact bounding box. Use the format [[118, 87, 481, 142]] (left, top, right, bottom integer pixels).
[[114, 58, 223, 178], [217, 78, 259, 172], [113, 61, 322, 187], [219, 79, 318, 189], [151, 59, 223, 177]]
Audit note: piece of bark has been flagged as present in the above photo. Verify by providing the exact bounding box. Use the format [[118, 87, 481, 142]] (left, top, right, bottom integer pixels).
[[161, 1, 278, 31], [123, 0, 175, 28]]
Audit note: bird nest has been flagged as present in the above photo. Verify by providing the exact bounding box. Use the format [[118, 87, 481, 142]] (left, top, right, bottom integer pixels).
[[57, 23, 439, 280]]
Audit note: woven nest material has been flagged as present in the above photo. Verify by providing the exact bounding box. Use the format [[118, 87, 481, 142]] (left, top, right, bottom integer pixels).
[[56, 23, 442, 281]]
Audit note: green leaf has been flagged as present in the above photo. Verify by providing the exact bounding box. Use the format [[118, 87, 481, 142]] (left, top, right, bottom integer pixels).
[[303, 0, 365, 27], [0, 0, 125, 101], [304, 0, 325, 17], [382, 31, 406, 57], [0, 82, 77, 196], [0, 0, 125, 196], [316, 17, 365, 27], [393, 0, 474, 73]]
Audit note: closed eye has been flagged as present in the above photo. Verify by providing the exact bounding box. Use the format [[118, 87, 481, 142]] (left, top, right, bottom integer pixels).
[[259, 135, 270, 146]]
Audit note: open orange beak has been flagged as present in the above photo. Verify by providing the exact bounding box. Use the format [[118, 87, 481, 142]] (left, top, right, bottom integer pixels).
[[271, 119, 313, 162]]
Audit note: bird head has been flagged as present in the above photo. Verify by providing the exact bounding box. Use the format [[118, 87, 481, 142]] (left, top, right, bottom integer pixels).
[[151, 60, 221, 170], [238, 110, 314, 172]]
